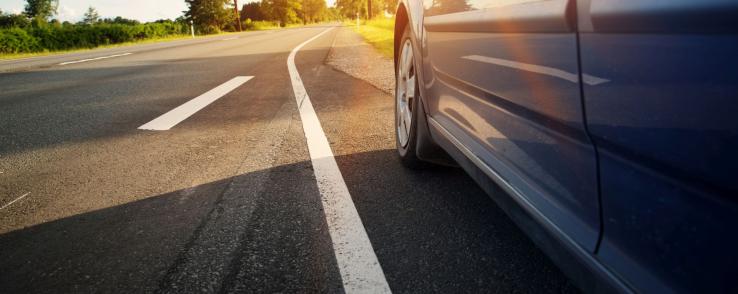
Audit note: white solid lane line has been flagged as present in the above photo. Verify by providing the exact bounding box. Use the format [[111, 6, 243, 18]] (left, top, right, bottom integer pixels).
[[138, 76, 253, 131], [222, 37, 239, 41], [462, 54, 610, 86], [288, 28, 392, 293], [1, 192, 30, 210], [58, 52, 133, 65]]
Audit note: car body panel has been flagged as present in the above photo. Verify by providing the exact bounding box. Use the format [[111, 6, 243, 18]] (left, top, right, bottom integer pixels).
[[395, 0, 738, 292], [420, 0, 601, 252], [580, 0, 738, 292]]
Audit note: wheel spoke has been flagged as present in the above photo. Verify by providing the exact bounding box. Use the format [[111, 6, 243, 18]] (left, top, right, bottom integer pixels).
[[396, 82, 405, 100], [406, 75, 416, 99], [399, 117, 407, 142], [402, 47, 413, 74], [402, 116, 409, 136], [404, 106, 412, 126], [400, 45, 409, 78]]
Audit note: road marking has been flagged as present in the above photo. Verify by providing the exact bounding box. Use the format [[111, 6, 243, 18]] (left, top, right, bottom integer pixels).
[[58, 52, 133, 65], [1, 192, 30, 210], [138, 76, 253, 131], [222, 37, 239, 41], [462, 55, 610, 86], [288, 27, 392, 293]]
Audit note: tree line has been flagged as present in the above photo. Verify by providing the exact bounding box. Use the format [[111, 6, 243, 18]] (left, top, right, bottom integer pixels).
[[0, 0, 191, 54], [185, 0, 337, 33], [334, 0, 397, 19], [188, 0, 397, 33], [0, 0, 398, 54]]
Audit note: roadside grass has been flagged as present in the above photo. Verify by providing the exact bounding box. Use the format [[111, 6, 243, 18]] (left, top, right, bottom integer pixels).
[[349, 18, 394, 58], [285, 23, 307, 28], [243, 20, 282, 31]]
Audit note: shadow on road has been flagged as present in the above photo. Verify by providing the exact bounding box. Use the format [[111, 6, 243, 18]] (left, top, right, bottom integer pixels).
[[0, 149, 577, 293]]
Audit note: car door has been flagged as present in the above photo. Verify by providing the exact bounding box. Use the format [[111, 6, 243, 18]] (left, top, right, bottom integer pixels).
[[421, 0, 601, 252], [578, 0, 738, 292]]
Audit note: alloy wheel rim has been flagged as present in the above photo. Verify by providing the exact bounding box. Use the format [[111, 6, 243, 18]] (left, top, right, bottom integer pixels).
[[397, 39, 415, 148]]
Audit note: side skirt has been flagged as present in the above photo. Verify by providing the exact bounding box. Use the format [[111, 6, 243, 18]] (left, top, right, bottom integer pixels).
[[426, 116, 631, 294]]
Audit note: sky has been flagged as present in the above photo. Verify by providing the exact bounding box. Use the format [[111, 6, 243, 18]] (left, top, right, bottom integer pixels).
[[0, 0, 316, 23]]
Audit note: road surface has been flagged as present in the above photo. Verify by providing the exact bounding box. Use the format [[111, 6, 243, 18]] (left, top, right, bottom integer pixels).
[[0, 25, 577, 293]]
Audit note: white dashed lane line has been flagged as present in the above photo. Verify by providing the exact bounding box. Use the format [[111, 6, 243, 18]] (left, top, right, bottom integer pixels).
[[1, 192, 30, 210], [138, 76, 253, 131], [288, 27, 392, 293], [58, 52, 133, 66]]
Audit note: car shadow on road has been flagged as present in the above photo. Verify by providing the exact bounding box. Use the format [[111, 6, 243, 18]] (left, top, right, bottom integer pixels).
[[0, 149, 578, 293]]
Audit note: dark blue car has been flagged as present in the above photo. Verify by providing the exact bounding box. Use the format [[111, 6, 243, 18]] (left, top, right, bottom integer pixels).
[[392, 0, 738, 292]]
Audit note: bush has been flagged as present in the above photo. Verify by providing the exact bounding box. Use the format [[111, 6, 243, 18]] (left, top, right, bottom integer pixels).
[[242, 19, 280, 30], [0, 22, 189, 54], [196, 24, 221, 35], [0, 28, 40, 53]]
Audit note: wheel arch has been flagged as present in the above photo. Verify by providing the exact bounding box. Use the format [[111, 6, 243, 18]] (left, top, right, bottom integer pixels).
[[394, 3, 409, 73], [394, 3, 455, 166]]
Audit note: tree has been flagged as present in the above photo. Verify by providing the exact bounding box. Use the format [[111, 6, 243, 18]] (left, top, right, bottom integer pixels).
[[366, 0, 386, 18], [262, 0, 301, 26], [83, 6, 100, 25], [301, 0, 327, 23], [0, 10, 32, 28], [336, 0, 365, 19], [101, 16, 140, 25], [240, 2, 266, 21], [325, 7, 341, 21], [384, 0, 398, 15], [24, 0, 58, 20], [336, 0, 387, 19], [184, 0, 232, 33]]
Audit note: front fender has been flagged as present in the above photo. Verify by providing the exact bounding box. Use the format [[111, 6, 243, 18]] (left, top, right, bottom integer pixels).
[[395, 0, 426, 104]]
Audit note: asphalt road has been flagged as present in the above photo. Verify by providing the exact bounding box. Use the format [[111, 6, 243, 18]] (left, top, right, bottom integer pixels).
[[0, 25, 577, 293]]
